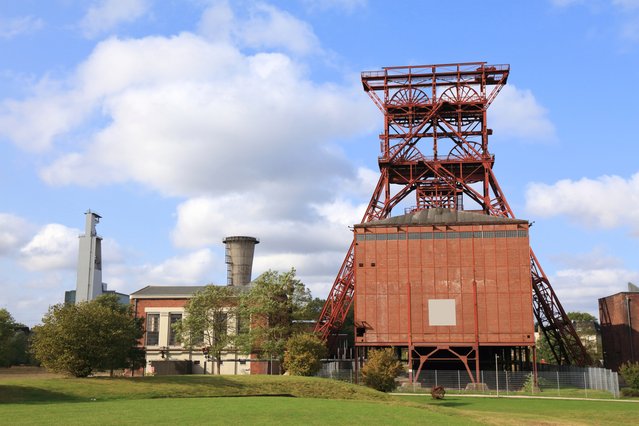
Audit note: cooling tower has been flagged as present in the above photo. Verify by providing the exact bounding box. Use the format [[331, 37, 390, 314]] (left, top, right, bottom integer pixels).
[[223, 236, 259, 286]]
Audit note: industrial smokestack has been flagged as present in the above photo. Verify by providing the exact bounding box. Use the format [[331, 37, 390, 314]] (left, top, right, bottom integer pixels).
[[223, 236, 259, 286]]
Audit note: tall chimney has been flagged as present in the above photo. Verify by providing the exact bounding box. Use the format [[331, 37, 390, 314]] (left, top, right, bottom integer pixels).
[[223, 236, 259, 286]]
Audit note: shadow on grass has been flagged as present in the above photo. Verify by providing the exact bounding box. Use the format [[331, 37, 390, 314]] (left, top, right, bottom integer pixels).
[[434, 401, 471, 408], [0, 385, 84, 404]]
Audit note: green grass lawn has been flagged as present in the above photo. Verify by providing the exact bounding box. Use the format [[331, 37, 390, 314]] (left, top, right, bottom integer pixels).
[[1, 375, 637, 425], [0, 396, 476, 425], [398, 395, 639, 425]]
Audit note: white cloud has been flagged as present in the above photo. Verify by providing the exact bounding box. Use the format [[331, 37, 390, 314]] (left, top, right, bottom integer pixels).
[[19, 224, 79, 271], [549, 267, 639, 316], [142, 249, 218, 285], [0, 15, 43, 39], [489, 84, 556, 142], [0, 213, 33, 255], [79, 0, 150, 38], [17, 33, 375, 194], [234, 3, 321, 55], [526, 172, 639, 234]]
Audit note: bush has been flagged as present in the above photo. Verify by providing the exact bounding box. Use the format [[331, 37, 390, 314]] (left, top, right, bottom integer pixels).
[[619, 362, 639, 390], [283, 333, 327, 376], [361, 348, 404, 392], [621, 387, 639, 397]]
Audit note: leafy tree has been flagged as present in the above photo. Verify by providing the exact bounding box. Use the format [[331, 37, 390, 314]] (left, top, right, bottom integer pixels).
[[619, 361, 639, 390], [175, 285, 238, 374], [31, 294, 143, 377], [567, 312, 597, 322], [236, 268, 312, 364], [283, 333, 327, 376], [361, 348, 404, 392], [536, 312, 602, 365], [0, 309, 17, 366]]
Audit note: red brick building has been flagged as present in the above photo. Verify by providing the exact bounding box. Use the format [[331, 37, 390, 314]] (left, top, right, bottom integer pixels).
[[353, 208, 535, 381], [131, 285, 253, 375], [599, 287, 639, 372]]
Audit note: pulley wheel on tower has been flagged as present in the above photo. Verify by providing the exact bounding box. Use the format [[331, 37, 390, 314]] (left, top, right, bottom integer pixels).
[[439, 85, 481, 104], [386, 88, 430, 129], [447, 141, 483, 160]]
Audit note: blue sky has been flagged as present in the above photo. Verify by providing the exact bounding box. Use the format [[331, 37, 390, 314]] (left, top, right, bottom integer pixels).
[[1, 0, 639, 326]]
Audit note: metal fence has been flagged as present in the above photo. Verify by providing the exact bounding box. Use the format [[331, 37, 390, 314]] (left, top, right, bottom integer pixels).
[[315, 360, 620, 398]]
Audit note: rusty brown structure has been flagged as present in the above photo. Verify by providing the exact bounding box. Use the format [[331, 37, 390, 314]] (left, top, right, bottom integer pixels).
[[315, 62, 591, 376], [599, 290, 639, 372], [354, 209, 535, 380]]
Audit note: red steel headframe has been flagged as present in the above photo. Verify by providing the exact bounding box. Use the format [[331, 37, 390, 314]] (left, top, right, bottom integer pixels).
[[314, 62, 591, 366]]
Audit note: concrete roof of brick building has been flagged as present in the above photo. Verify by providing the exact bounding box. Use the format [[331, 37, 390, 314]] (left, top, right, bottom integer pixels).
[[354, 208, 528, 228], [129, 285, 208, 299]]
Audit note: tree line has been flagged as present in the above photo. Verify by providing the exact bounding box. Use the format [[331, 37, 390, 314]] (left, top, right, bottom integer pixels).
[[5, 268, 327, 377]]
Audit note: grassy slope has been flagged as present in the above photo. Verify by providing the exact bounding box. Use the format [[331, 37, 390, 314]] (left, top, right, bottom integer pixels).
[[399, 395, 639, 425], [2, 376, 637, 425], [0, 397, 479, 426], [0, 376, 477, 425], [0, 375, 393, 403]]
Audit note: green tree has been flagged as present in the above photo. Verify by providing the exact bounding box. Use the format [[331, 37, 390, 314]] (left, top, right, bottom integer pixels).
[[361, 348, 404, 392], [175, 285, 238, 374], [535, 312, 602, 365], [31, 294, 143, 377], [619, 361, 639, 390], [236, 268, 312, 365], [0, 309, 17, 366], [283, 333, 327, 376]]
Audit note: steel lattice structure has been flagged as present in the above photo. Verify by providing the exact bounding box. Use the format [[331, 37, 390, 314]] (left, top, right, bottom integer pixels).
[[315, 62, 591, 366]]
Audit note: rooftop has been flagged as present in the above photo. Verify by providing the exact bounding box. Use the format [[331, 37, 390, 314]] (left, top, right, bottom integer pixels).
[[355, 208, 528, 228], [129, 285, 207, 299]]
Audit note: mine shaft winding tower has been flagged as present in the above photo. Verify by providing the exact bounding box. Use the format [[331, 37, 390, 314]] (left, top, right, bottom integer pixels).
[[315, 62, 590, 372]]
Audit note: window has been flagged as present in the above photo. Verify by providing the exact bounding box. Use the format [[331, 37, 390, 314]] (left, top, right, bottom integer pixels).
[[169, 313, 182, 346], [146, 314, 160, 346]]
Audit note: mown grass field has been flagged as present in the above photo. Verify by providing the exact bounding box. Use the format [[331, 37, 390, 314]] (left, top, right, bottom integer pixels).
[[0, 373, 637, 425]]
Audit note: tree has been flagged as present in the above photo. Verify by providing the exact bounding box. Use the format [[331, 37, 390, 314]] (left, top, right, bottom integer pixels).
[[0, 309, 17, 366], [535, 312, 602, 365], [619, 362, 639, 390], [31, 294, 143, 377], [236, 268, 312, 365], [361, 348, 404, 392], [0, 309, 32, 367], [175, 285, 238, 374], [283, 333, 327, 376]]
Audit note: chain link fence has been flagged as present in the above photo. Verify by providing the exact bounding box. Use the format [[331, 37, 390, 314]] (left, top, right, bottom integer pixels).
[[315, 360, 620, 398]]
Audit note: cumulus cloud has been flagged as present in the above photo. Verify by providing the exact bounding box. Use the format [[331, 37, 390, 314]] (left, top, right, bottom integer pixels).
[[0, 213, 34, 255], [14, 31, 375, 194], [526, 172, 639, 234], [19, 224, 79, 271], [234, 3, 321, 55], [0, 15, 43, 39], [549, 267, 639, 315], [79, 0, 150, 38], [489, 84, 556, 142]]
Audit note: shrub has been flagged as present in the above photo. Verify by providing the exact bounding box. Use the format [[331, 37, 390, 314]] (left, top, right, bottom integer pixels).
[[619, 361, 639, 390], [283, 333, 327, 376], [361, 348, 404, 392], [621, 387, 639, 397]]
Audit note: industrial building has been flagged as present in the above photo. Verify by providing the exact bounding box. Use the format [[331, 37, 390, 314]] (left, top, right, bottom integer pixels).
[[599, 283, 639, 372], [65, 210, 128, 305], [354, 208, 534, 381], [131, 236, 261, 375], [315, 62, 590, 384]]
